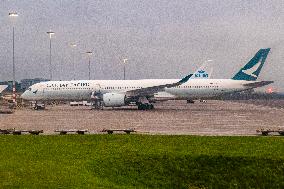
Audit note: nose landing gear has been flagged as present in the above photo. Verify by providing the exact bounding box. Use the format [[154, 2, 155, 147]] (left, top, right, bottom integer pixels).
[[32, 101, 45, 110]]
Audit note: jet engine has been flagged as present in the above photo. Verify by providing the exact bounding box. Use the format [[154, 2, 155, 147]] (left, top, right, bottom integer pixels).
[[103, 93, 126, 107]]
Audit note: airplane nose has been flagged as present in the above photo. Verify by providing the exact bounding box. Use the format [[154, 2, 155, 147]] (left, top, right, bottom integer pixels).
[[21, 91, 28, 100]]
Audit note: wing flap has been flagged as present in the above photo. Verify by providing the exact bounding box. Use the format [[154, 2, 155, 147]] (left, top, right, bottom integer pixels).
[[243, 81, 274, 88]]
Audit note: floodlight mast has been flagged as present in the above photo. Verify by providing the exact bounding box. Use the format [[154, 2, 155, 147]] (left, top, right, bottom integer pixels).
[[47, 31, 55, 80], [9, 12, 18, 104], [86, 51, 93, 80], [70, 43, 77, 80], [123, 58, 128, 80]]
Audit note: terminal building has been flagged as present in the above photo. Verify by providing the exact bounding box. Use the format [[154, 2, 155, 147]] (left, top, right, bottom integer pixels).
[[0, 81, 21, 92], [20, 78, 50, 91], [0, 78, 49, 92]]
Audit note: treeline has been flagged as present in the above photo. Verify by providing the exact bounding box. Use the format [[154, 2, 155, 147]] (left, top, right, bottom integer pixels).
[[213, 91, 284, 100]]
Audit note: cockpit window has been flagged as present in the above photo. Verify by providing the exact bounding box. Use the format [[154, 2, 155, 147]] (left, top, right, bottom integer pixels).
[[28, 88, 32, 91]]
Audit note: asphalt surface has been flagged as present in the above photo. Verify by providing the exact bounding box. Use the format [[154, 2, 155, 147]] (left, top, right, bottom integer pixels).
[[0, 100, 284, 135]]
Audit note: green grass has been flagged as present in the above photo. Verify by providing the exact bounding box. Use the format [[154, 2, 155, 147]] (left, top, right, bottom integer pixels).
[[0, 135, 283, 188]]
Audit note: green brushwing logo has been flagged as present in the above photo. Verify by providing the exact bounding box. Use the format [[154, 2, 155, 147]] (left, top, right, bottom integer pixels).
[[232, 48, 270, 81]]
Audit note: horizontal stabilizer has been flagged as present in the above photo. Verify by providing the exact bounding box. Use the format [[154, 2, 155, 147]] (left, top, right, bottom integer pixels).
[[243, 81, 274, 88]]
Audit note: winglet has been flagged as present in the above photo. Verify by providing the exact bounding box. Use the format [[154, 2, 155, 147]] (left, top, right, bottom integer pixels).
[[178, 74, 193, 84]]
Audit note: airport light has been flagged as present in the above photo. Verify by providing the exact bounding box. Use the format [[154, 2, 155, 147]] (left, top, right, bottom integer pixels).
[[86, 51, 93, 80], [122, 58, 128, 80], [70, 43, 77, 80], [47, 31, 55, 80], [9, 12, 18, 104], [9, 12, 18, 17], [203, 59, 213, 78]]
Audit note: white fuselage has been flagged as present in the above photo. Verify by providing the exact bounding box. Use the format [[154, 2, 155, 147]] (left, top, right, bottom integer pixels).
[[21, 79, 253, 101]]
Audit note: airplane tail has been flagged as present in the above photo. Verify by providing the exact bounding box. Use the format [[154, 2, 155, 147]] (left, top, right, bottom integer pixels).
[[232, 48, 270, 81], [193, 60, 213, 79]]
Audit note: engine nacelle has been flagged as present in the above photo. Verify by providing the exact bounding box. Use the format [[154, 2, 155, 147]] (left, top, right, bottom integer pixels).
[[103, 93, 126, 107]]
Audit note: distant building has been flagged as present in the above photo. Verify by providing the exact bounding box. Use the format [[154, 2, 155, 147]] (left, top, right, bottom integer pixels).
[[0, 81, 21, 92], [0, 78, 49, 92], [20, 78, 50, 91]]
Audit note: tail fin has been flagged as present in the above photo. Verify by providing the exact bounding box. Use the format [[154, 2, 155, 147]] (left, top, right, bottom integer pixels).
[[193, 60, 213, 79], [232, 48, 270, 81]]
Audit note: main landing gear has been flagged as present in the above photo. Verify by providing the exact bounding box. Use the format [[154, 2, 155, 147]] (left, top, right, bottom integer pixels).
[[91, 92, 103, 110], [91, 100, 103, 110], [137, 103, 154, 110], [137, 96, 154, 110]]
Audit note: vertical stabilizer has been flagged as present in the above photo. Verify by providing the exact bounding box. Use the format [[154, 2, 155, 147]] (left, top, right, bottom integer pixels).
[[193, 60, 213, 79], [232, 48, 270, 81]]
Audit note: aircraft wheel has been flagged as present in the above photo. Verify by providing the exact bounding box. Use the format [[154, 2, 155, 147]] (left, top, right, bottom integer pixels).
[[146, 104, 153, 110], [187, 99, 195, 104], [138, 104, 154, 110], [138, 104, 146, 110]]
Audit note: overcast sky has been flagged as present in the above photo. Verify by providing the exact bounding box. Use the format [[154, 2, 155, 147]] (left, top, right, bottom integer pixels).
[[0, 0, 284, 91]]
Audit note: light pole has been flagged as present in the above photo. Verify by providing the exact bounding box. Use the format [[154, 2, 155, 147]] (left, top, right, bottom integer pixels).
[[47, 31, 55, 80], [70, 43, 77, 80], [205, 59, 213, 78], [9, 12, 18, 104], [122, 58, 128, 80], [86, 51, 93, 80]]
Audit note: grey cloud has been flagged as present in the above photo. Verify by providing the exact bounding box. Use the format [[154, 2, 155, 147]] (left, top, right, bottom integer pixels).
[[0, 0, 283, 91]]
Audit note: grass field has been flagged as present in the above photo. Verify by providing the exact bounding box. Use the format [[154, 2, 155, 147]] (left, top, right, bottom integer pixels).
[[0, 135, 283, 188]]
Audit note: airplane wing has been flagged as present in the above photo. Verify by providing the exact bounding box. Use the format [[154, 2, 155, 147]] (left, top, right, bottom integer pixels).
[[0, 85, 8, 93], [243, 81, 274, 88], [126, 74, 193, 97]]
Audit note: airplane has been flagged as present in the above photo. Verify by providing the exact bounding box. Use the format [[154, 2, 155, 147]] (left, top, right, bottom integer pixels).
[[0, 85, 8, 94], [21, 48, 273, 110], [154, 59, 213, 102]]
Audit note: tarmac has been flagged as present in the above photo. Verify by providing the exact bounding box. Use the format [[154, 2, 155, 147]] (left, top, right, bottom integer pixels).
[[0, 100, 284, 136]]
